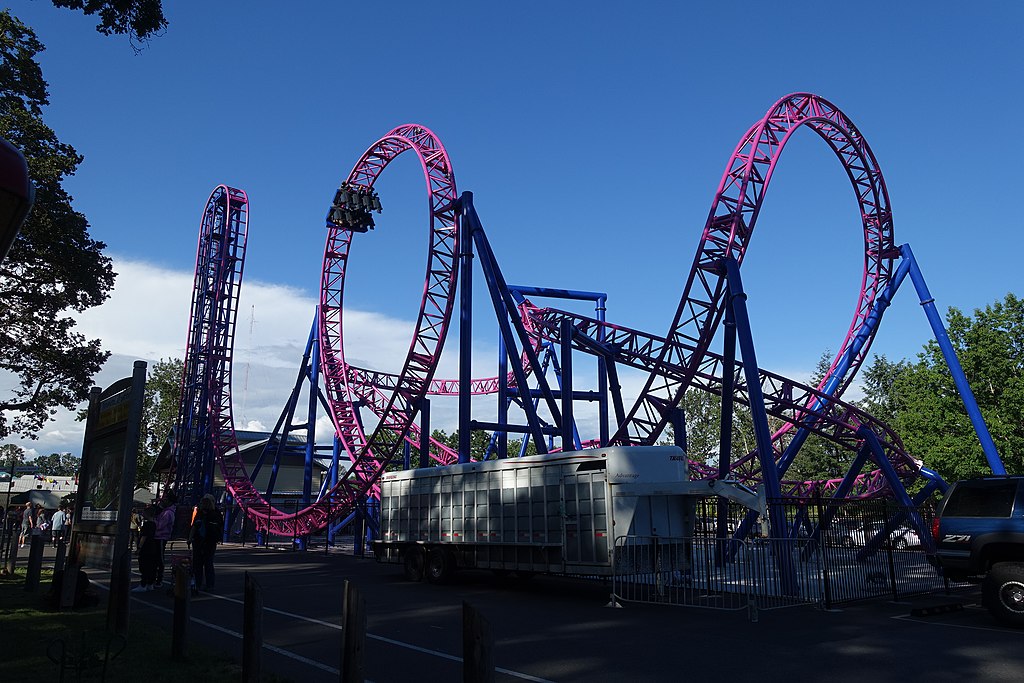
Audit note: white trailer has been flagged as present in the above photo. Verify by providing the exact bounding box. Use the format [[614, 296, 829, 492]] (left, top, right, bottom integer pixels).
[[373, 445, 763, 583]]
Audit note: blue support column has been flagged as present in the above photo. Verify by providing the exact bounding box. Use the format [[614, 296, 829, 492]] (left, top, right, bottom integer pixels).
[[331, 435, 340, 489], [559, 318, 576, 450], [856, 427, 936, 556], [298, 312, 321, 551], [419, 398, 430, 469], [669, 406, 687, 452], [497, 323, 509, 458], [776, 255, 912, 476], [901, 243, 1005, 474], [458, 194, 475, 463], [463, 195, 552, 452], [722, 257, 797, 595], [605, 357, 627, 431], [718, 303, 737, 481], [596, 295, 609, 446]]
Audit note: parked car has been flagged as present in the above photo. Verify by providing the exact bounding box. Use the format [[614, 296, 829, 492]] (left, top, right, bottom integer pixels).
[[694, 516, 738, 536], [932, 475, 1024, 627], [824, 519, 861, 547], [849, 522, 921, 549]]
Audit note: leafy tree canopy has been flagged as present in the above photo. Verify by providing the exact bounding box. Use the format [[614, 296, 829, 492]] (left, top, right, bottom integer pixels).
[[0, 12, 114, 440], [0, 442, 27, 470], [52, 0, 167, 43], [138, 357, 182, 487], [787, 350, 853, 482], [29, 451, 80, 477], [890, 293, 1024, 481]]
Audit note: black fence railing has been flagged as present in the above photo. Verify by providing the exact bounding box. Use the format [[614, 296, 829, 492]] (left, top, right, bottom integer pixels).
[[613, 496, 964, 613]]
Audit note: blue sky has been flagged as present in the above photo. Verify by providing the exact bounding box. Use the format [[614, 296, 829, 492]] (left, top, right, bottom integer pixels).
[[5, 1, 1023, 457]]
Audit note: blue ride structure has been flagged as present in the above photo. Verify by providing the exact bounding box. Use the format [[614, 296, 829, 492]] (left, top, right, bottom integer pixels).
[[166, 95, 1005, 557], [169, 185, 248, 508]]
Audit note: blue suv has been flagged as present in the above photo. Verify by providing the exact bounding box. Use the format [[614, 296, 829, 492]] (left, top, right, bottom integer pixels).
[[933, 476, 1024, 626]]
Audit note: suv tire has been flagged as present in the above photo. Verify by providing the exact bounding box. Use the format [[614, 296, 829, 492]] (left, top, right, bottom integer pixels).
[[985, 562, 1024, 627]]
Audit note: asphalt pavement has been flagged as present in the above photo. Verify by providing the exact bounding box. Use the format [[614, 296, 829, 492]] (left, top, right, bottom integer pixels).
[[71, 543, 1024, 682]]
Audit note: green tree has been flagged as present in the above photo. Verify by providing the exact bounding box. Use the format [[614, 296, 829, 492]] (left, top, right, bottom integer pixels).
[[660, 387, 763, 469], [400, 428, 537, 467], [30, 451, 80, 477], [892, 293, 1024, 481], [785, 350, 853, 482], [138, 357, 182, 487], [0, 12, 114, 440], [51, 0, 167, 43], [0, 443, 27, 472], [858, 353, 910, 428]]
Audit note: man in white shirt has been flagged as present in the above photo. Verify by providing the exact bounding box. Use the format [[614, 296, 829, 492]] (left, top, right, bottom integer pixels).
[[50, 505, 68, 547]]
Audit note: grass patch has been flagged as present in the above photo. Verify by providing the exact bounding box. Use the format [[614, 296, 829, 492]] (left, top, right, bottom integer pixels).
[[0, 568, 251, 681]]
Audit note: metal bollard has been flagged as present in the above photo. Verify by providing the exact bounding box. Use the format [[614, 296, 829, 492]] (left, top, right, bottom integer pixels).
[[171, 561, 190, 659], [24, 534, 44, 592], [340, 580, 366, 683], [463, 601, 494, 682], [242, 572, 263, 682]]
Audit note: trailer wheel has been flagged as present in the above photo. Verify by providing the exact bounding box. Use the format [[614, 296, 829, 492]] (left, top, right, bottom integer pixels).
[[985, 563, 1024, 627], [403, 547, 425, 582], [426, 547, 454, 584]]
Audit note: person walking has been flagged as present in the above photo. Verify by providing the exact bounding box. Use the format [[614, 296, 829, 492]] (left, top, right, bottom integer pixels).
[[17, 501, 33, 548], [50, 505, 68, 548], [188, 494, 223, 592], [154, 492, 176, 587], [35, 506, 49, 543], [129, 507, 141, 552], [132, 505, 160, 592]]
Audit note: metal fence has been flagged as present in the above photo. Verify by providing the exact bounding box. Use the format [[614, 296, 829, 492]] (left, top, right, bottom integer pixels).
[[611, 497, 963, 618]]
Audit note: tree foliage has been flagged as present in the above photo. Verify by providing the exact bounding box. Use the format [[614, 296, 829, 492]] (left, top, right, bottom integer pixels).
[[0, 443, 27, 471], [396, 428, 539, 468], [858, 353, 910, 428], [661, 387, 766, 470], [138, 357, 182, 487], [786, 350, 853, 482], [51, 0, 167, 43], [888, 293, 1024, 481], [0, 12, 114, 440], [29, 451, 80, 477]]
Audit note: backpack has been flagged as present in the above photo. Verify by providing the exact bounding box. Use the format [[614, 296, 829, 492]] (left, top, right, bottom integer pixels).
[[194, 515, 207, 541]]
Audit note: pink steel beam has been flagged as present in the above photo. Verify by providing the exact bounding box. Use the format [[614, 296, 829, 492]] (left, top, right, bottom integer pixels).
[[528, 307, 919, 497], [614, 93, 897, 447], [222, 125, 459, 536]]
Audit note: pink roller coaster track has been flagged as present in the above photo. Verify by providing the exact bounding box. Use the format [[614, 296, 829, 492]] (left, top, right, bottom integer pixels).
[[207, 94, 919, 535], [216, 126, 461, 535]]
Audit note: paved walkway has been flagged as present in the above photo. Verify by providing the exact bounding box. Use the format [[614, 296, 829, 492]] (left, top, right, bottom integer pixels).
[[21, 541, 1024, 682]]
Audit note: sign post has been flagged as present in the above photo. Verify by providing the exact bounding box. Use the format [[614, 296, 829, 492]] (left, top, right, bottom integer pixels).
[[67, 360, 146, 633]]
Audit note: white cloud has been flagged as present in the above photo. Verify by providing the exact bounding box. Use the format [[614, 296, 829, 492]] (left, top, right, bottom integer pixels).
[[4, 257, 511, 458], [6, 256, 834, 462]]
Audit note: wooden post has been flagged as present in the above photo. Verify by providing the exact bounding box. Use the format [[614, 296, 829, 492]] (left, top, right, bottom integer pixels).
[[171, 561, 190, 659], [242, 571, 263, 682], [54, 537, 67, 573], [5, 532, 18, 574], [339, 580, 366, 683], [59, 561, 81, 610], [107, 544, 131, 635], [463, 601, 494, 682], [24, 534, 44, 592]]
